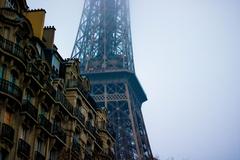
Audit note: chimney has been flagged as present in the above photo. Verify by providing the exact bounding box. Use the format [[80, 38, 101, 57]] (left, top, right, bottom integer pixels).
[[25, 9, 46, 40], [43, 26, 56, 49]]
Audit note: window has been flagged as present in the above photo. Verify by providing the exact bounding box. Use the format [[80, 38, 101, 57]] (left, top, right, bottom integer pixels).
[[73, 131, 80, 142], [4, 111, 12, 124], [25, 89, 33, 103], [39, 104, 47, 116], [76, 99, 82, 107], [88, 112, 94, 126], [0, 65, 6, 79], [20, 127, 28, 140], [49, 149, 58, 160], [9, 70, 17, 83], [53, 117, 61, 129], [0, 149, 8, 160], [51, 55, 60, 74], [8, 70, 17, 93], [36, 139, 45, 154]]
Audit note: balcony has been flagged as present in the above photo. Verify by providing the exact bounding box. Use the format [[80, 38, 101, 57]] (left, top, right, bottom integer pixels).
[[18, 139, 31, 159], [35, 151, 45, 160], [22, 100, 38, 121], [52, 125, 66, 143], [38, 114, 52, 134], [0, 123, 15, 145], [55, 91, 73, 115], [86, 121, 96, 136], [0, 78, 22, 102], [26, 64, 45, 85], [74, 108, 85, 124], [0, 35, 25, 64]]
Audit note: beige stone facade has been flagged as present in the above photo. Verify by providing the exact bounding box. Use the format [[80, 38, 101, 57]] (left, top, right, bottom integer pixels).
[[0, 0, 115, 159]]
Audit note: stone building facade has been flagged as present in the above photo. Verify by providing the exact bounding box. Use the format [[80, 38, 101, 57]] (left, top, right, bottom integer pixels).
[[0, 0, 115, 159]]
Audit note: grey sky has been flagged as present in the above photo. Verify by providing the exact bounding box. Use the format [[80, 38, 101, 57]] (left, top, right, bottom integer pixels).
[[28, 0, 240, 159]]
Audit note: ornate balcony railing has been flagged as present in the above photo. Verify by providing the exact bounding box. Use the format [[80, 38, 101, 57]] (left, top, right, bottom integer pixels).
[[22, 100, 38, 121], [74, 108, 85, 124], [0, 122, 15, 144], [18, 138, 31, 158], [0, 35, 25, 63], [55, 91, 73, 114], [86, 121, 96, 135], [35, 151, 45, 160], [0, 78, 22, 102], [52, 125, 66, 143], [38, 114, 52, 133]]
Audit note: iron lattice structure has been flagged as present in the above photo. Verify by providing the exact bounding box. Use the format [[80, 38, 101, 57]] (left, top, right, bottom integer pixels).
[[71, 0, 153, 159]]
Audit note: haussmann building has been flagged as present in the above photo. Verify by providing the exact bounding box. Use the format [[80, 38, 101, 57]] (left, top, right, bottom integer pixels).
[[0, 0, 115, 159]]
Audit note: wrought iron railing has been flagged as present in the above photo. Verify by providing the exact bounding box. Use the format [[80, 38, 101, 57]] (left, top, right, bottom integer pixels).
[[0, 78, 22, 102], [1, 123, 15, 144], [38, 114, 52, 133], [0, 35, 25, 63], [52, 125, 66, 143], [74, 108, 85, 124], [22, 100, 38, 121], [35, 151, 45, 160], [18, 138, 31, 158]]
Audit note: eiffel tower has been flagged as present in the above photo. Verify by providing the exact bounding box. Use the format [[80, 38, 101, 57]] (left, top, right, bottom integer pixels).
[[71, 0, 153, 159]]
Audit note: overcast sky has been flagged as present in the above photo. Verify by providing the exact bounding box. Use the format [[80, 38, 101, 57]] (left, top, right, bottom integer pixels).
[[28, 0, 240, 159]]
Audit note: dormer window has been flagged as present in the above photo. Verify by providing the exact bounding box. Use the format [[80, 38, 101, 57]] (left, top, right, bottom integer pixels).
[[5, 0, 17, 10]]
